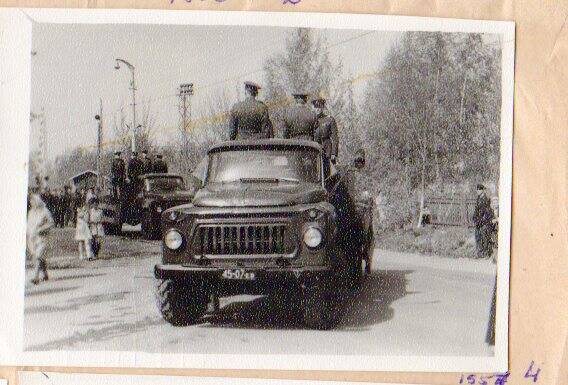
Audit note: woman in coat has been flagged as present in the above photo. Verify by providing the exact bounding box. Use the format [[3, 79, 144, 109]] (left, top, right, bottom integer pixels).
[[27, 193, 55, 285]]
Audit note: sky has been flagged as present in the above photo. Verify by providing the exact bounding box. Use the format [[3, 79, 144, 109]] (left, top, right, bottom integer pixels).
[[30, 23, 400, 160]]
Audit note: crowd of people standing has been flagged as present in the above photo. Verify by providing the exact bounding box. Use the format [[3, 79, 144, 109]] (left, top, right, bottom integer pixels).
[[27, 176, 106, 285]]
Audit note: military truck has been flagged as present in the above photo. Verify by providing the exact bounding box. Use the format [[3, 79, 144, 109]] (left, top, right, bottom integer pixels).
[[100, 173, 197, 239], [154, 139, 374, 329]]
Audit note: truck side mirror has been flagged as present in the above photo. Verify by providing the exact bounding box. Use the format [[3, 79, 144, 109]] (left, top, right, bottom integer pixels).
[[353, 149, 366, 169]]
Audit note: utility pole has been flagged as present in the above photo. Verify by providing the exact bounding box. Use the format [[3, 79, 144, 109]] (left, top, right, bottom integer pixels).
[[114, 58, 137, 153], [95, 99, 103, 189], [38, 108, 47, 179], [178, 83, 194, 165]]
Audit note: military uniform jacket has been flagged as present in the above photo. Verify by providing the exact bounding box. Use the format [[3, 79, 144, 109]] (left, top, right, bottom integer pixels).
[[314, 114, 338, 159], [283, 104, 318, 140], [142, 158, 153, 175], [229, 98, 273, 140], [473, 193, 494, 227], [127, 158, 144, 181], [153, 160, 168, 173], [111, 158, 126, 181]]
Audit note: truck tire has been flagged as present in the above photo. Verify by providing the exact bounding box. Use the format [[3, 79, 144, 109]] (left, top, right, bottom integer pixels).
[[155, 279, 207, 326], [302, 280, 340, 330], [141, 210, 157, 240]]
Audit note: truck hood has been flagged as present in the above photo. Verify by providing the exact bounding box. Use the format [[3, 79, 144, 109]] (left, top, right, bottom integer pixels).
[[146, 190, 195, 201], [192, 182, 326, 207]]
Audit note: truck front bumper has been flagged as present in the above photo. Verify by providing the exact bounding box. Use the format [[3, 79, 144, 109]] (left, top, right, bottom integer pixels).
[[154, 264, 333, 290]]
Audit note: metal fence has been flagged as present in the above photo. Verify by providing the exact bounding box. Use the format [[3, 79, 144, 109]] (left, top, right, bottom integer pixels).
[[424, 196, 476, 227]]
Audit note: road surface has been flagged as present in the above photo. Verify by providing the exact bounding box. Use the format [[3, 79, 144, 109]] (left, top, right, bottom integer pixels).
[[24, 233, 495, 356]]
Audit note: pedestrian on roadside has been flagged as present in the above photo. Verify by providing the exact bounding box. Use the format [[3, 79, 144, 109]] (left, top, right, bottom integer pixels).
[[75, 201, 92, 261], [53, 188, 65, 228], [472, 184, 495, 258], [27, 193, 54, 285], [62, 185, 73, 227], [88, 196, 105, 260]]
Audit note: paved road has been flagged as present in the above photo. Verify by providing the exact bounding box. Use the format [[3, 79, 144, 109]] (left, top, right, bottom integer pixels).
[[24, 238, 495, 356]]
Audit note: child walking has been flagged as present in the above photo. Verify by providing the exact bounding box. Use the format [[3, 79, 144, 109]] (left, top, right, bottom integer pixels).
[[88, 196, 105, 260], [75, 200, 92, 260]]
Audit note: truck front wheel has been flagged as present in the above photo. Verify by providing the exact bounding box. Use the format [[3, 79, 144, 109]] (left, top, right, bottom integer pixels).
[[142, 210, 158, 240], [155, 278, 208, 326]]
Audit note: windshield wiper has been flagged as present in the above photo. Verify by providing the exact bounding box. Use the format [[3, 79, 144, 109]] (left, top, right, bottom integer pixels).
[[239, 177, 279, 183], [238, 177, 300, 183]]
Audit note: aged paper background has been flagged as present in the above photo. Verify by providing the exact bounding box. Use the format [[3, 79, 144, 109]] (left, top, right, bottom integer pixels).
[[0, 0, 566, 384]]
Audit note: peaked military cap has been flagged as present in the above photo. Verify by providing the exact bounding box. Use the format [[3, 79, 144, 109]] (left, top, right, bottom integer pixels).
[[244, 81, 261, 90], [132, 151, 138, 156], [292, 91, 309, 100], [156, 154, 163, 159], [311, 97, 326, 107], [476, 184, 485, 190]]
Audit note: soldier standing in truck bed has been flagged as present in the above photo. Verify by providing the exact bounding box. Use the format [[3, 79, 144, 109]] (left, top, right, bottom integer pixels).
[[127, 151, 144, 189], [141, 150, 153, 175], [283, 92, 318, 140], [111, 151, 126, 199], [312, 97, 339, 164], [229, 81, 273, 140], [153, 154, 168, 173]]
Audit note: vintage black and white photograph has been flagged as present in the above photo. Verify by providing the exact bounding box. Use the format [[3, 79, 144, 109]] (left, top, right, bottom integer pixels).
[[0, 9, 514, 371]]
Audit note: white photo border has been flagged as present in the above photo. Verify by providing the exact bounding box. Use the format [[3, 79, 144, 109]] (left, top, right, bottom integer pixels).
[[0, 8, 515, 372]]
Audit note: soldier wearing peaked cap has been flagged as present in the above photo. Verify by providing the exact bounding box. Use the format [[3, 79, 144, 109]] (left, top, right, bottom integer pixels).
[[283, 92, 318, 141], [141, 150, 153, 175], [127, 151, 144, 189], [312, 97, 339, 164], [153, 154, 168, 173], [229, 81, 273, 140], [110, 151, 126, 200]]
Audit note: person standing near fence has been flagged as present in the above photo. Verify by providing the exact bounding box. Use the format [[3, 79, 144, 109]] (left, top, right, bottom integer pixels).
[[27, 194, 54, 285], [472, 184, 495, 258]]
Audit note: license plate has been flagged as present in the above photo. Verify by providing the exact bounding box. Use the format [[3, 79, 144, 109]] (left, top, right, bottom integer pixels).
[[222, 269, 256, 280]]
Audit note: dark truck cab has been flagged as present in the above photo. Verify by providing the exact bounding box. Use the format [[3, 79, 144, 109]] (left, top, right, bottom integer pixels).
[[137, 174, 196, 239], [154, 139, 374, 329]]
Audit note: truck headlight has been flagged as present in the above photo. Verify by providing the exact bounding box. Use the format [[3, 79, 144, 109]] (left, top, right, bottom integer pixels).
[[156, 205, 162, 213], [303, 226, 323, 249], [164, 229, 183, 250]]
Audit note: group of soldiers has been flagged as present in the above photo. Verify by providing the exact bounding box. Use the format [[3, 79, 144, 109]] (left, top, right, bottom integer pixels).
[[110, 150, 168, 199], [33, 176, 81, 228], [229, 81, 339, 163]]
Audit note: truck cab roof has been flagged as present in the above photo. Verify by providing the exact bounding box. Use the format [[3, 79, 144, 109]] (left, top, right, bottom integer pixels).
[[208, 139, 323, 154]]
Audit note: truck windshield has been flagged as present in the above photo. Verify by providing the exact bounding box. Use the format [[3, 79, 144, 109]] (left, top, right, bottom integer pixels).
[[145, 177, 185, 192], [207, 148, 321, 184]]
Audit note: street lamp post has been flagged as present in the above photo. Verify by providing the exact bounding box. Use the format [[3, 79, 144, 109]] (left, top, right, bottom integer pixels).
[[114, 58, 137, 152]]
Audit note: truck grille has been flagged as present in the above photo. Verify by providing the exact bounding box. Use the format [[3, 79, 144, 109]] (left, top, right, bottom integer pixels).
[[196, 224, 288, 256]]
